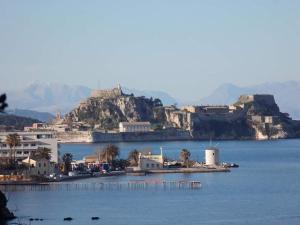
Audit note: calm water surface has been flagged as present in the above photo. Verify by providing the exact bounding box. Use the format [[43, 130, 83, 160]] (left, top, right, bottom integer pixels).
[[4, 139, 300, 225]]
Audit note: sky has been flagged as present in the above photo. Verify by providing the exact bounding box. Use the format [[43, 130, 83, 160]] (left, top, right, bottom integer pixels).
[[0, 0, 300, 101]]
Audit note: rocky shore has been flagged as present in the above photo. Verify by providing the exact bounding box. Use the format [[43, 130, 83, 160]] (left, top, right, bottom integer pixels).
[[0, 190, 16, 222]]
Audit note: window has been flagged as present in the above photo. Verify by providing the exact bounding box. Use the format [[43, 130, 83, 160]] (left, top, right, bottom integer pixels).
[[17, 151, 22, 155], [24, 151, 29, 154], [151, 164, 154, 168], [156, 164, 159, 168], [39, 163, 41, 167], [2, 151, 7, 155], [2, 144, 6, 147], [31, 143, 36, 146], [44, 163, 46, 167], [146, 163, 149, 168], [23, 144, 29, 147]]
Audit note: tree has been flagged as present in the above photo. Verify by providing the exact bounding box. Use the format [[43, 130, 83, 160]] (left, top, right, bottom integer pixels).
[[180, 149, 191, 168], [101, 144, 119, 163], [32, 147, 52, 160], [112, 159, 130, 170], [62, 153, 73, 174], [5, 133, 21, 166], [0, 94, 8, 113], [128, 149, 140, 166]]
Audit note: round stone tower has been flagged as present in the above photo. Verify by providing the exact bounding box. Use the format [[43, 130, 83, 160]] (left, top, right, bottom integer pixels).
[[205, 147, 219, 166]]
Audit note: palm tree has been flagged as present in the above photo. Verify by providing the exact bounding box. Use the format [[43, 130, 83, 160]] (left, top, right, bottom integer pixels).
[[62, 153, 73, 174], [101, 144, 119, 163], [5, 133, 21, 166], [180, 149, 191, 168], [128, 149, 140, 166]]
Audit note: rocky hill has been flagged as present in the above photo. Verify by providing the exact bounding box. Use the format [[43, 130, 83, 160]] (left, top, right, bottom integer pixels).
[[65, 89, 300, 140], [197, 81, 300, 119], [65, 89, 166, 130], [166, 94, 300, 140]]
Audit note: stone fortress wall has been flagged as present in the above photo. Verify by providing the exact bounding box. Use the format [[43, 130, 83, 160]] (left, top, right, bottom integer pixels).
[[90, 85, 123, 99], [238, 94, 275, 105]]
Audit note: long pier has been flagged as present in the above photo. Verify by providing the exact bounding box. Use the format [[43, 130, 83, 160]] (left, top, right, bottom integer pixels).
[[0, 180, 202, 192]]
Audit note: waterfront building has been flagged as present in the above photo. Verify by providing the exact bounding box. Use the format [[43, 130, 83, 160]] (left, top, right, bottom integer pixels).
[[138, 149, 164, 170], [22, 157, 55, 176], [181, 105, 202, 113], [119, 122, 151, 133], [0, 131, 58, 163], [205, 147, 219, 166], [181, 105, 229, 114]]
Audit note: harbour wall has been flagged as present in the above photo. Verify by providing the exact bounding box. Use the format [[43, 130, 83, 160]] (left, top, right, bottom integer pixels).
[[56, 131, 93, 143], [91, 130, 193, 143]]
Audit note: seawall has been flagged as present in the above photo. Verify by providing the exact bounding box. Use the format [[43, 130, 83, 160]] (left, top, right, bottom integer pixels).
[[56, 131, 93, 143], [92, 130, 193, 143]]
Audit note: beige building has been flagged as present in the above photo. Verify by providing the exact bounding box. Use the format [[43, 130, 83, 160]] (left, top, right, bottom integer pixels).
[[0, 131, 58, 163], [137, 149, 164, 170], [119, 122, 151, 133], [22, 157, 55, 176]]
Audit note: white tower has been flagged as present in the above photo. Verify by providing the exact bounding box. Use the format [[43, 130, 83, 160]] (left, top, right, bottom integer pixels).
[[205, 147, 219, 165]]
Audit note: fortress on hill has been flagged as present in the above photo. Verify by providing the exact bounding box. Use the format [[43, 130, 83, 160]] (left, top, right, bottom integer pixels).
[[90, 84, 124, 99]]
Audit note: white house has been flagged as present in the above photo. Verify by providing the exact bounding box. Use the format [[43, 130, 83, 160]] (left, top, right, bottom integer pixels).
[[119, 122, 151, 133], [137, 149, 164, 170], [0, 131, 58, 163]]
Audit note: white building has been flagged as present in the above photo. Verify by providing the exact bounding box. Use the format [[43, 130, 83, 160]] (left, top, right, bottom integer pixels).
[[205, 147, 219, 166], [138, 149, 164, 170], [0, 131, 58, 163], [119, 122, 151, 133]]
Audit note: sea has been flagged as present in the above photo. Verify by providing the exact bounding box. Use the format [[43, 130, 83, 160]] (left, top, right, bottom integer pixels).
[[4, 139, 300, 225]]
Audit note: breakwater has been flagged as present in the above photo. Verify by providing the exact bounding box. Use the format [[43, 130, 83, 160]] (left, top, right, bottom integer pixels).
[[0, 180, 201, 192]]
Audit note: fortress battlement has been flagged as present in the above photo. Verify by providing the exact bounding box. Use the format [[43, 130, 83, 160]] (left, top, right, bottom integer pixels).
[[90, 84, 123, 99]]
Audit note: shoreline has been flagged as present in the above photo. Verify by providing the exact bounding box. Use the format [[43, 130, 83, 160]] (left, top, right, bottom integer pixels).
[[0, 168, 230, 186], [57, 137, 300, 144]]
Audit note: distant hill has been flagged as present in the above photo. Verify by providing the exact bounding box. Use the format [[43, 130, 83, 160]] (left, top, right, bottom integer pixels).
[[0, 114, 40, 131], [65, 92, 165, 130], [7, 109, 55, 122], [4, 81, 177, 114], [197, 81, 300, 119]]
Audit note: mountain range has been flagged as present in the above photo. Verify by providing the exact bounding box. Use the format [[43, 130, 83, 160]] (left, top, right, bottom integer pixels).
[[2, 80, 300, 120], [3, 81, 177, 117]]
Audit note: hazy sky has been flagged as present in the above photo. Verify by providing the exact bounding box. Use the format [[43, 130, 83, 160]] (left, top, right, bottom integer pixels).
[[0, 0, 300, 101]]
